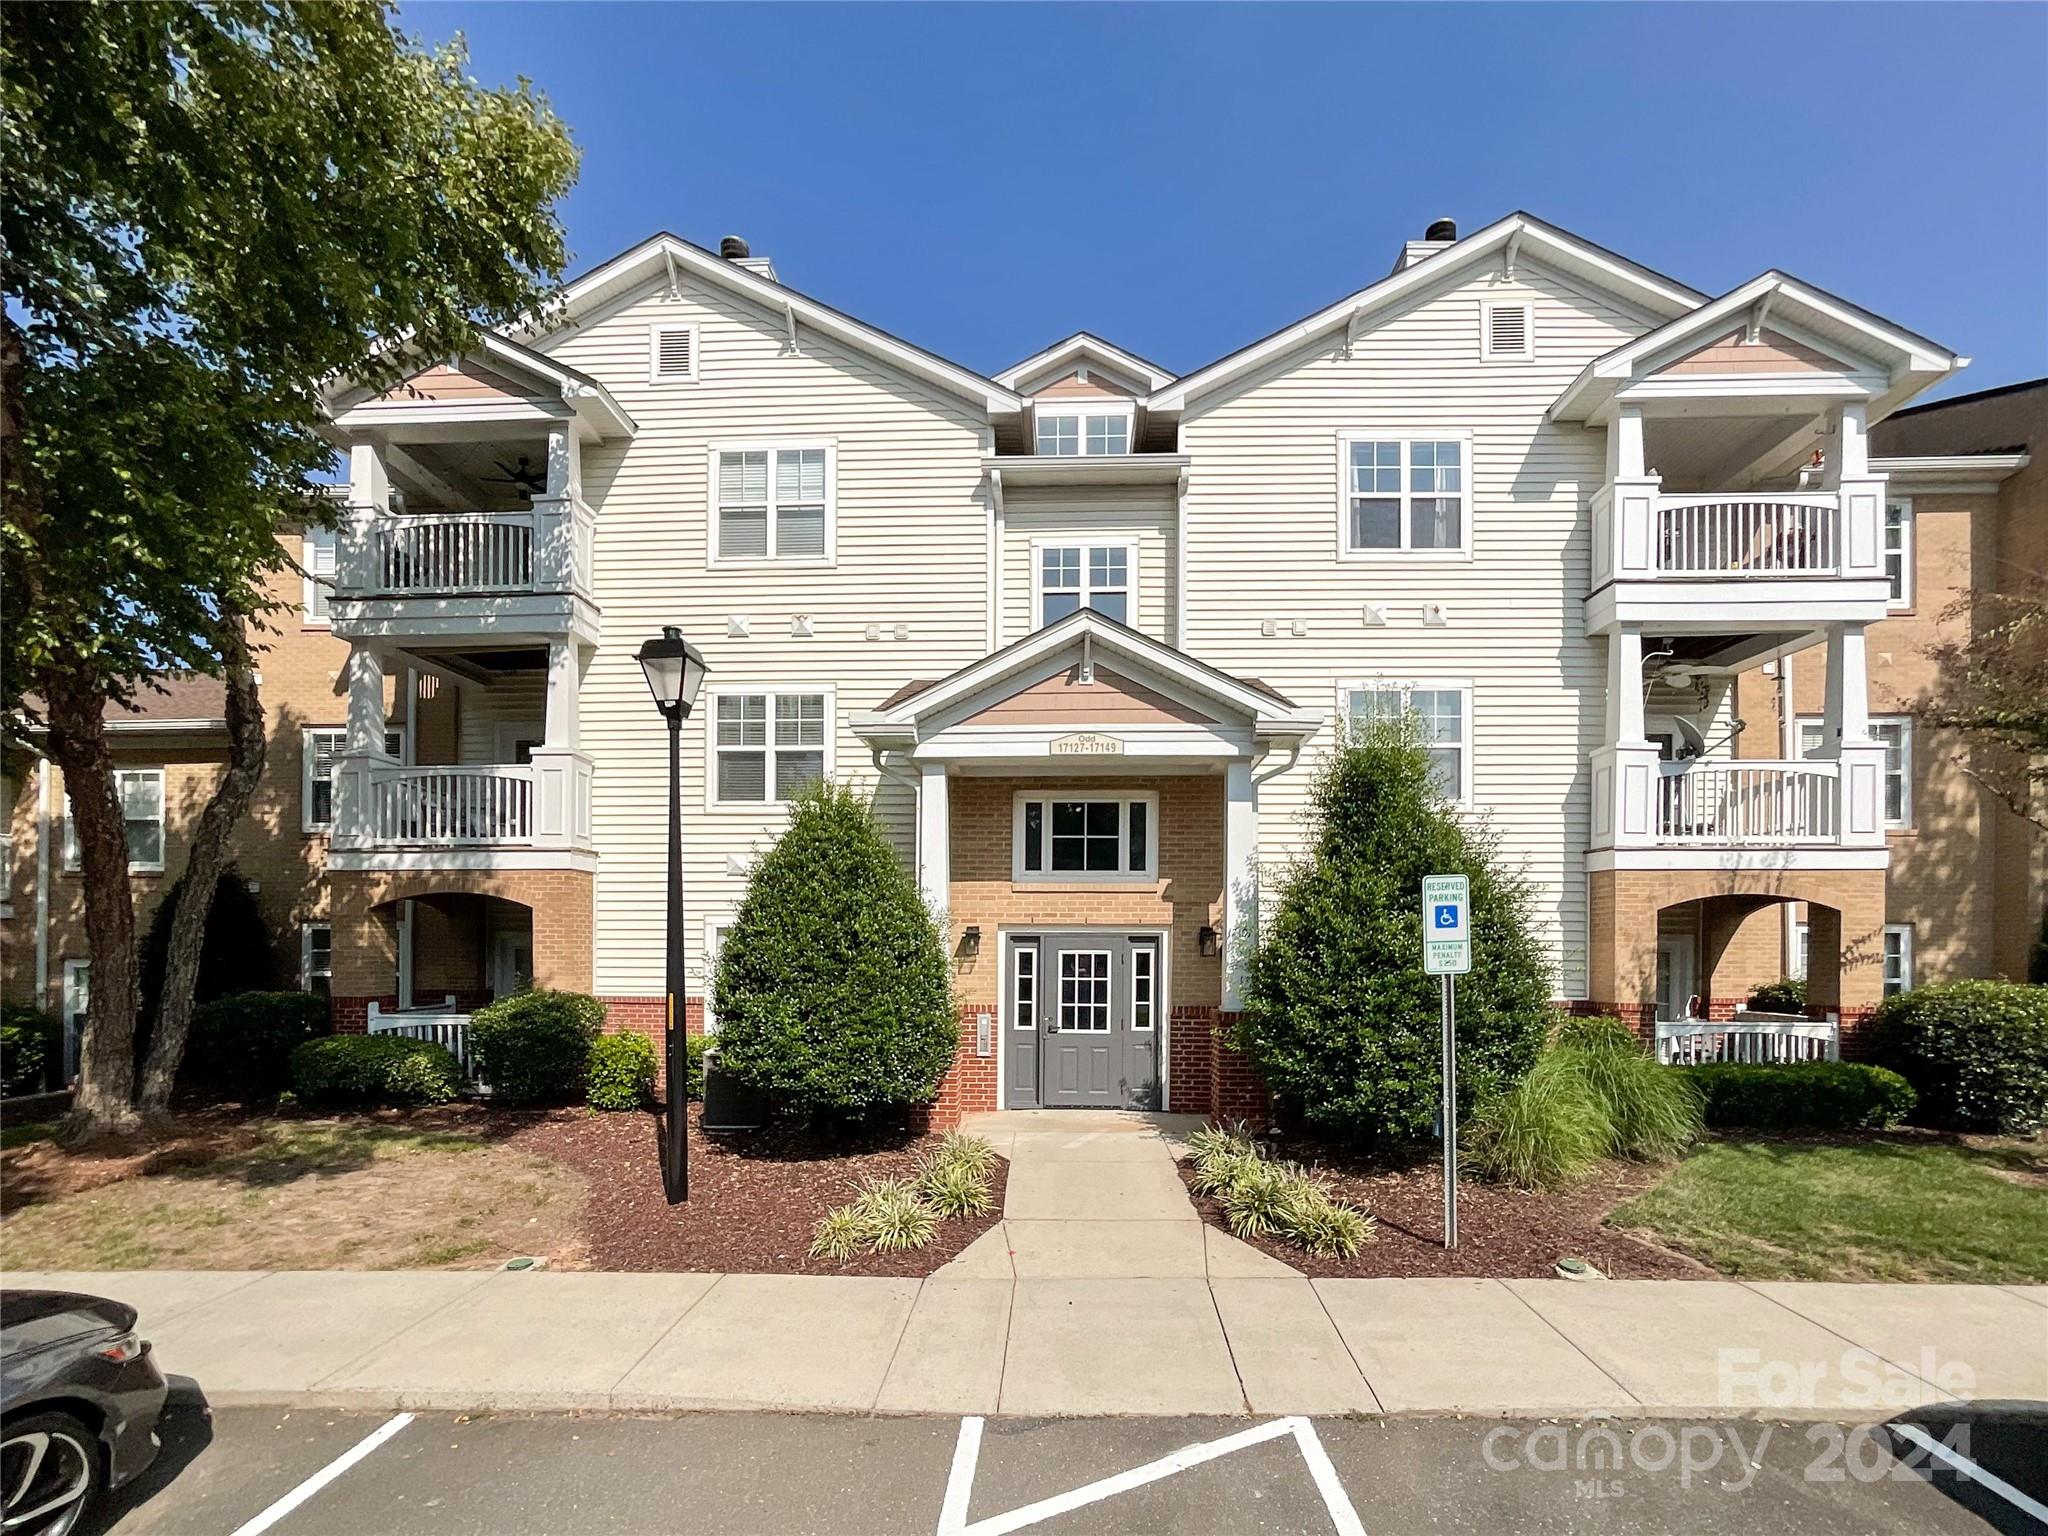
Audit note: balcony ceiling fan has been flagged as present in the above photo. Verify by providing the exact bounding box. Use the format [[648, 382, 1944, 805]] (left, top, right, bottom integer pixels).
[[483, 454, 546, 498]]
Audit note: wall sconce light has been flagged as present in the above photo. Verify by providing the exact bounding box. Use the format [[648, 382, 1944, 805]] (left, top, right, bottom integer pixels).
[[1198, 926, 1219, 959], [959, 925, 982, 958]]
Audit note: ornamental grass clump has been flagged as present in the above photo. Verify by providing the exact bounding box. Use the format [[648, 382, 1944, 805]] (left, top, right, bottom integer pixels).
[[1464, 1051, 1610, 1191], [809, 1133, 1000, 1258], [1184, 1122, 1374, 1256], [1552, 1015, 1704, 1162]]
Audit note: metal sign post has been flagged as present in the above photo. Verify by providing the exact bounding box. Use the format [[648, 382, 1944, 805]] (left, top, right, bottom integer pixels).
[[1422, 875, 1471, 1250]]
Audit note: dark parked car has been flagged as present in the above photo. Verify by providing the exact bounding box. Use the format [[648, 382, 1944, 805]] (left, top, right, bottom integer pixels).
[[1, 1291, 168, 1536]]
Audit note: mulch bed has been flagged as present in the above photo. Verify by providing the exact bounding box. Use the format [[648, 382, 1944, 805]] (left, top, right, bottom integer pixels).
[[1177, 1138, 1710, 1280], [507, 1104, 1007, 1276]]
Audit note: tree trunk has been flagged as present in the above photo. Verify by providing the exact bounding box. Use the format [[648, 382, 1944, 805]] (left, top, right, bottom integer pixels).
[[138, 617, 266, 1112], [46, 672, 143, 1139]]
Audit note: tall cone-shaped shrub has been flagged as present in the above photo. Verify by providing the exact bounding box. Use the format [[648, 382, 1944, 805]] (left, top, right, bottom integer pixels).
[[1236, 719, 1553, 1142], [713, 781, 958, 1119]]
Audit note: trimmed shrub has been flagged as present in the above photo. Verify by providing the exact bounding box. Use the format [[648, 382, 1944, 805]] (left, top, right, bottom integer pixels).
[[288, 1034, 461, 1107], [139, 864, 282, 1040], [1236, 719, 1555, 1144], [185, 992, 329, 1099], [1747, 978, 1808, 1014], [468, 990, 605, 1106], [1867, 981, 2048, 1133], [714, 781, 957, 1119], [1677, 1062, 1915, 1131], [2, 1006, 61, 1097], [586, 1031, 657, 1111], [1466, 1052, 1612, 1190]]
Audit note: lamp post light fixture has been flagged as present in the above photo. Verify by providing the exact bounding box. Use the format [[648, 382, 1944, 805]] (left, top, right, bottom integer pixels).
[[636, 626, 708, 1204]]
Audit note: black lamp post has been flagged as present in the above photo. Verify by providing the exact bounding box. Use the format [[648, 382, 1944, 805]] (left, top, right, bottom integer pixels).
[[636, 625, 708, 1204]]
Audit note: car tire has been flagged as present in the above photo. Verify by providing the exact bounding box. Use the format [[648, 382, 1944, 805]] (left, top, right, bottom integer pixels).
[[1, 1410, 103, 1536]]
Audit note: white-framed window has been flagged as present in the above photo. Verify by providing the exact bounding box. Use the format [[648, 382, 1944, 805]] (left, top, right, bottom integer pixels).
[[1131, 941, 1158, 1032], [1058, 950, 1114, 1031], [1012, 941, 1038, 1031], [1337, 432, 1470, 556], [1884, 498, 1913, 609], [703, 916, 735, 1032], [1344, 681, 1473, 803], [1798, 716, 1912, 827], [61, 959, 89, 1078], [1012, 792, 1158, 883], [1789, 921, 1810, 981], [1882, 924, 1914, 997], [1481, 301, 1533, 360], [1033, 540, 1135, 628], [302, 923, 333, 1000], [709, 688, 831, 806], [302, 525, 337, 624], [709, 443, 834, 564], [1035, 407, 1132, 457], [303, 727, 406, 832], [64, 768, 166, 873], [649, 322, 699, 384]]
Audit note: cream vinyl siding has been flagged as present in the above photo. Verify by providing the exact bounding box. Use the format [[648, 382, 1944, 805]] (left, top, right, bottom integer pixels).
[[1179, 258, 1656, 998], [539, 271, 992, 997], [456, 673, 545, 763], [1001, 484, 1176, 645]]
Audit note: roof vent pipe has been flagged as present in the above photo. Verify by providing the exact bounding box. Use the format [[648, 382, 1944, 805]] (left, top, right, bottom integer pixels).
[[1424, 217, 1458, 242], [719, 235, 750, 260]]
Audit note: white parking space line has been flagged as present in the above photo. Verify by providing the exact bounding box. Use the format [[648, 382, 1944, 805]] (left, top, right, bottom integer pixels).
[[937, 1415, 985, 1535], [1891, 1422, 2048, 1527], [940, 1415, 1365, 1536], [226, 1412, 416, 1536]]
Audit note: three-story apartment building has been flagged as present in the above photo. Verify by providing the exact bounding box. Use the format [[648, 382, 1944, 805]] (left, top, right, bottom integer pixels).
[[7, 214, 1980, 1118]]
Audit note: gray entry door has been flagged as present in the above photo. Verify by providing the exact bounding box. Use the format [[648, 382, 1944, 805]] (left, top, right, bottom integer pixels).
[[1006, 933, 1160, 1110]]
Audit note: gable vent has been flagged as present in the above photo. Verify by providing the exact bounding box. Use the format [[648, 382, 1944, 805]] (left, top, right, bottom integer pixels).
[[1483, 302, 1531, 360], [650, 323, 697, 383]]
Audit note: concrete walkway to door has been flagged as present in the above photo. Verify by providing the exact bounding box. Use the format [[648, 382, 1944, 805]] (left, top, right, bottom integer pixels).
[[938, 1110, 1304, 1281]]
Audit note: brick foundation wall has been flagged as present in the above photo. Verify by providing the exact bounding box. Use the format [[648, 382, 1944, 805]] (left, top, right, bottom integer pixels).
[[1164, 1005, 1270, 1126], [600, 996, 704, 1090]]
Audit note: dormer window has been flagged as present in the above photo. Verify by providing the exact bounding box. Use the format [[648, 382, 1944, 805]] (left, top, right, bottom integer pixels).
[[1035, 407, 1132, 456]]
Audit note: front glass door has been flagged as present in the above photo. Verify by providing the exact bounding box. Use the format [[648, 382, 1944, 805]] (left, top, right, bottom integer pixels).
[[1007, 933, 1160, 1109]]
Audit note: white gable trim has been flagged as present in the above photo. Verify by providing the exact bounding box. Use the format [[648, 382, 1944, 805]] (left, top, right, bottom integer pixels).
[[328, 330, 637, 440], [1553, 272, 1961, 422], [1148, 212, 1704, 413], [527, 233, 1021, 414], [997, 333, 1176, 393]]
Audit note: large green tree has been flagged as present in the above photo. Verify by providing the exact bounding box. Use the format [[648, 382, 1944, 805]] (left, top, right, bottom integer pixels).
[[1235, 719, 1556, 1144], [1, 2, 579, 1133], [1912, 576, 2048, 834]]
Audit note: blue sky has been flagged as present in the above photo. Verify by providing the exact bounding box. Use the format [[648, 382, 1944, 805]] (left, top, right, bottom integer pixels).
[[410, 2, 2046, 398]]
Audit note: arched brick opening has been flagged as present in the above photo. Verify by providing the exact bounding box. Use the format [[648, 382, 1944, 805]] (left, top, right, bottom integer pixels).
[[1589, 866, 1886, 1045], [327, 868, 592, 1031]]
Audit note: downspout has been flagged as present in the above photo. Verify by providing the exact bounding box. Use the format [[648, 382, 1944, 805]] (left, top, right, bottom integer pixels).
[[987, 462, 1003, 652], [33, 763, 51, 1006], [1252, 738, 1304, 787]]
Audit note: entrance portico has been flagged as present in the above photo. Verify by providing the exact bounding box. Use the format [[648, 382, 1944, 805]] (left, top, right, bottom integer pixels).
[[853, 609, 1321, 1117]]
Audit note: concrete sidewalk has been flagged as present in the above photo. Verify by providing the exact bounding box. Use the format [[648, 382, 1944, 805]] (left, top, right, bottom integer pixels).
[[14, 1267, 2043, 1421]]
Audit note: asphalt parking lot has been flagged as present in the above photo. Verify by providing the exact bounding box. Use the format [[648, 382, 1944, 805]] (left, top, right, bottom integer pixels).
[[90, 1389, 2046, 1536]]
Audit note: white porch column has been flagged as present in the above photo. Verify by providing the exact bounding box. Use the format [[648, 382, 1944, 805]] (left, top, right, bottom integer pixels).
[[532, 424, 588, 593], [348, 440, 391, 510], [1222, 759, 1257, 1012], [917, 762, 950, 918], [530, 640, 593, 852], [332, 644, 388, 851], [1823, 621, 1887, 849], [1605, 403, 1647, 482], [1822, 622, 1870, 747], [1824, 401, 1887, 581], [1592, 624, 1660, 851]]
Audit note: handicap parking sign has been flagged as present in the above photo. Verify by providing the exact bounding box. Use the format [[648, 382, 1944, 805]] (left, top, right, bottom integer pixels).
[[1421, 875, 1470, 974]]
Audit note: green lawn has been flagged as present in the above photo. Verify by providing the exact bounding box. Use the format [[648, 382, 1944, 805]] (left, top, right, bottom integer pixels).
[[1608, 1136, 2048, 1283]]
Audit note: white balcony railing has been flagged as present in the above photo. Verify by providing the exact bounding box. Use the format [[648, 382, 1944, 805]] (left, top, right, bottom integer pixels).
[[1656, 760, 1838, 845], [367, 764, 534, 846], [1591, 482, 1888, 592], [372, 512, 535, 593], [1653, 494, 1839, 577], [337, 496, 592, 601]]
